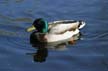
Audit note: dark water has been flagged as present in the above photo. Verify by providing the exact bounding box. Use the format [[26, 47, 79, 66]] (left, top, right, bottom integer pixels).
[[0, 0, 108, 71]]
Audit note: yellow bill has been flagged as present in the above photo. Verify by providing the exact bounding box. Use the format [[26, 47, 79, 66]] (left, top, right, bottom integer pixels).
[[26, 25, 36, 32]]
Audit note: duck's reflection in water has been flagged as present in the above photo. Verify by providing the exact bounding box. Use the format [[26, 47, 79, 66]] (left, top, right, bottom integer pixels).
[[26, 48, 48, 63], [33, 48, 48, 62], [29, 31, 82, 62], [30, 31, 48, 62]]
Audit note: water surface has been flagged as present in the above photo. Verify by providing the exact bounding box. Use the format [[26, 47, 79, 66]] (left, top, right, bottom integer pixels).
[[0, 0, 108, 71]]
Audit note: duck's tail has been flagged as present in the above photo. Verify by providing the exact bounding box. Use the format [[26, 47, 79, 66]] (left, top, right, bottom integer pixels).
[[78, 20, 86, 29]]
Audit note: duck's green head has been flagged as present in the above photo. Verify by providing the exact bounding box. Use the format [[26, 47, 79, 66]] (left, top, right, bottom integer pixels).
[[27, 18, 48, 33]]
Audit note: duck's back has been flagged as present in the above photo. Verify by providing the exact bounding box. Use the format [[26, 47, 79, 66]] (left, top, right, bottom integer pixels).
[[48, 20, 80, 34]]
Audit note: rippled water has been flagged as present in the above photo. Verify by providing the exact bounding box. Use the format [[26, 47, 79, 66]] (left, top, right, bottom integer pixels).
[[0, 0, 108, 71]]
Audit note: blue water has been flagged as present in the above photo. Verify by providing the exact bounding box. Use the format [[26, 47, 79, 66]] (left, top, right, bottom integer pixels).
[[0, 0, 108, 71]]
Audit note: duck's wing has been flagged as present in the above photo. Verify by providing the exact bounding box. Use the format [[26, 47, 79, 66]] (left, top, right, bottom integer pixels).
[[48, 20, 77, 29], [48, 20, 86, 32], [48, 23, 79, 34]]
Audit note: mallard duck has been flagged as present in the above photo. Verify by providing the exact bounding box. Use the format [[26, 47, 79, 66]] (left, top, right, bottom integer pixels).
[[26, 18, 86, 50]]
